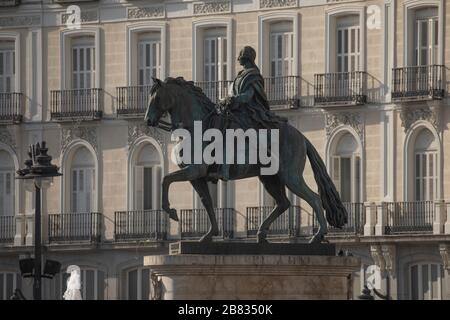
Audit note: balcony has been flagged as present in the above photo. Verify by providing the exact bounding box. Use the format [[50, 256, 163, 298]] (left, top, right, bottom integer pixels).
[[0, 216, 15, 244], [116, 85, 152, 118], [392, 65, 445, 101], [195, 76, 300, 110], [314, 71, 367, 106], [264, 76, 300, 109], [195, 80, 232, 105], [328, 203, 365, 235], [0, 92, 23, 124], [179, 208, 235, 240], [384, 201, 434, 235], [50, 88, 103, 121], [48, 212, 101, 243], [114, 210, 168, 241], [0, 0, 20, 6], [246, 206, 301, 238]]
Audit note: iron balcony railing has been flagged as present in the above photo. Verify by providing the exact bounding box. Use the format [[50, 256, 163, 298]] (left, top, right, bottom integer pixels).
[[195, 80, 232, 105], [48, 212, 102, 243], [0, 0, 20, 7], [195, 76, 301, 109], [179, 208, 235, 239], [328, 203, 365, 235], [116, 85, 152, 117], [246, 206, 301, 237], [0, 216, 15, 244], [384, 201, 434, 234], [314, 71, 367, 106], [50, 88, 103, 121], [264, 76, 300, 109], [114, 210, 168, 241], [392, 65, 445, 101], [0, 92, 22, 124]]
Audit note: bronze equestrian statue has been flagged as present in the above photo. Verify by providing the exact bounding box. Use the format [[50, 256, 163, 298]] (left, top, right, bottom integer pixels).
[[145, 46, 347, 244]]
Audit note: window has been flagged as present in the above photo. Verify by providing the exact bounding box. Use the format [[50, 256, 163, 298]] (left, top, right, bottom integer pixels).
[[203, 28, 227, 82], [336, 16, 360, 72], [269, 22, 294, 77], [331, 133, 361, 203], [134, 144, 161, 211], [414, 129, 438, 201], [58, 268, 104, 300], [138, 33, 161, 86], [0, 150, 14, 217], [126, 267, 150, 300], [410, 263, 443, 300], [0, 272, 20, 300], [71, 37, 95, 90], [0, 40, 15, 93], [71, 147, 95, 213], [414, 8, 438, 66]]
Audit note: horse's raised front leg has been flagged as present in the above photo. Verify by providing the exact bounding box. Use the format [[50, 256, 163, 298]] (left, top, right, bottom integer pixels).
[[190, 179, 219, 243], [162, 165, 208, 221]]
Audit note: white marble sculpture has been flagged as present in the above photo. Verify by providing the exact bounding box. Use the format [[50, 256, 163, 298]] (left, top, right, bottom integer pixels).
[[63, 265, 82, 300]]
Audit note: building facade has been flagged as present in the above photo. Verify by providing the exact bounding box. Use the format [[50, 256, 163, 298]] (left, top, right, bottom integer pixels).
[[0, 0, 450, 300]]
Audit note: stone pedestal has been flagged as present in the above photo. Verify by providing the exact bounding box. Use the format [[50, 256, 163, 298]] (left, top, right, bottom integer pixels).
[[144, 252, 360, 300]]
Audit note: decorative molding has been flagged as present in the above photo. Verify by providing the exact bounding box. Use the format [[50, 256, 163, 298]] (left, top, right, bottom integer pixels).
[[400, 106, 439, 133], [193, 1, 231, 15], [325, 111, 364, 142], [440, 244, 450, 271], [128, 122, 167, 156], [61, 10, 98, 25], [61, 126, 98, 155], [370, 245, 396, 275], [0, 15, 41, 27], [259, 0, 297, 9], [381, 245, 396, 276], [127, 6, 165, 20], [0, 127, 16, 152]]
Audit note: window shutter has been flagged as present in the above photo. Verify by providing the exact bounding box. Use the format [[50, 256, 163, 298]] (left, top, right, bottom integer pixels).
[[135, 166, 144, 210]]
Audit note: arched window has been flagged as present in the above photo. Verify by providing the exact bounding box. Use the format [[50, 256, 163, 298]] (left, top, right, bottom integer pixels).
[[331, 133, 361, 203], [71, 147, 95, 213], [57, 267, 105, 300], [0, 271, 20, 300], [126, 267, 150, 300], [133, 143, 161, 210], [414, 129, 438, 201], [410, 263, 443, 300], [0, 150, 14, 217]]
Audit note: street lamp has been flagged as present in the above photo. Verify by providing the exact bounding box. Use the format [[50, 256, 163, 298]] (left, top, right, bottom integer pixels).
[[16, 141, 62, 300]]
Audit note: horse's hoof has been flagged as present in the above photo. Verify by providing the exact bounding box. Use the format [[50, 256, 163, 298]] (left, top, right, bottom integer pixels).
[[166, 208, 178, 222], [309, 234, 326, 244], [199, 234, 213, 243], [257, 237, 269, 244]]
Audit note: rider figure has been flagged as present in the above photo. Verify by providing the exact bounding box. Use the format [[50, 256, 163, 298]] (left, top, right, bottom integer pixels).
[[218, 46, 287, 181]]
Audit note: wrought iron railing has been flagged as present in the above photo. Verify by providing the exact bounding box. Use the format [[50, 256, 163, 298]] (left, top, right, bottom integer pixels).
[[384, 201, 434, 234], [0, 92, 22, 124], [264, 76, 300, 109], [314, 71, 367, 105], [195, 80, 232, 105], [114, 210, 168, 241], [48, 212, 101, 243], [116, 85, 152, 117], [50, 88, 103, 120], [392, 65, 445, 100], [246, 206, 301, 237], [179, 208, 235, 239], [0, 216, 15, 244], [328, 203, 365, 235]]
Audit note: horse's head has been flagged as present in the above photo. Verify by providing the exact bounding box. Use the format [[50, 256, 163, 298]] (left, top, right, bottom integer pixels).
[[145, 77, 175, 128]]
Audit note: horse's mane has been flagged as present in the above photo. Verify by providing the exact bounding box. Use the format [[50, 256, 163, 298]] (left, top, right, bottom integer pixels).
[[151, 77, 216, 112]]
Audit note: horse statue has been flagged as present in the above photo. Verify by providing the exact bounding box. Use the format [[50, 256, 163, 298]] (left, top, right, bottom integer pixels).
[[144, 75, 348, 244]]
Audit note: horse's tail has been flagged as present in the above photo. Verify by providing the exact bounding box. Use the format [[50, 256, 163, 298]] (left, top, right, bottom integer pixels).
[[305, 138, 348, 228]]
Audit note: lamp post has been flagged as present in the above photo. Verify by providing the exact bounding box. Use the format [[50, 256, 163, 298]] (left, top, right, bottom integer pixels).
[[16, 141, 62, 300]]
